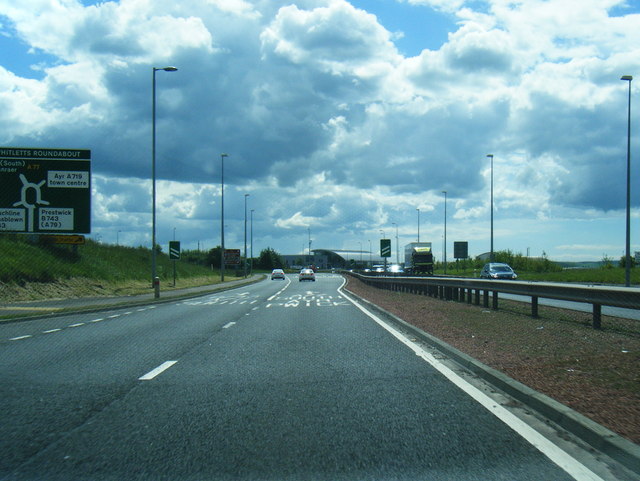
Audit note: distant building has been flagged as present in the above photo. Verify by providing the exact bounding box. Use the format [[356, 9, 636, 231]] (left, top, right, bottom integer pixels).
[[281, 249, 385, 269]]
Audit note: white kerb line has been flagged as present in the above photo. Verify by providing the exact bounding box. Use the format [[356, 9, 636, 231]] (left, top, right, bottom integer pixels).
[[139, 361, 178, 381], [337, 279, 605, 481]]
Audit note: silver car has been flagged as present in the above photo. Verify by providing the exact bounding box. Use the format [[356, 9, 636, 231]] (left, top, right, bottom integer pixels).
[[480, 263, 518, 279], [298, 268, 316, 281]]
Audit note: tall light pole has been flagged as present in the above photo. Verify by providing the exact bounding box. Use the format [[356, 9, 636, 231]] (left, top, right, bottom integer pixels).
[[487, 154, 494, 262], [244, 193, 250, 278], [622, 75, 633, 286], [220, 153, 228, 282], [368, 239, 372, 266], [392, 222, 399, 264], [416, 208, 420, 242], [358, 241, 362, 267], [250, 209, 254, 275], [442, 191, 447, 274], [151, 66, 177, 297]]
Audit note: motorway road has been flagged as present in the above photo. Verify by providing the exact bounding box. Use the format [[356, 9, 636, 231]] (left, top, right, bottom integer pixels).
[[0, 274, 628, 480]]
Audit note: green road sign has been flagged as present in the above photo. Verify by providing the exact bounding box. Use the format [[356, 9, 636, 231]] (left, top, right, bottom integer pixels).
[[454, 241, 468, 259], [169, 241, 181, 260], [380, 238, 391, 258], [0, 147, 91, 234]]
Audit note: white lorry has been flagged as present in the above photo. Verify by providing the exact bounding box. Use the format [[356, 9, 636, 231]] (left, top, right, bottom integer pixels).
[[404, 242, 434, 275]]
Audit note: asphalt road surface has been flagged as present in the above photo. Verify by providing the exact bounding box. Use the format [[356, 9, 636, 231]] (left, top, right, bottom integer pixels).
[[0, 274, 628, 480]]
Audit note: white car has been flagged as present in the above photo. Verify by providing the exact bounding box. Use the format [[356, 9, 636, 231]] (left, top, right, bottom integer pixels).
[[271, 269, 285, 280], [298, 268, 316, 281]]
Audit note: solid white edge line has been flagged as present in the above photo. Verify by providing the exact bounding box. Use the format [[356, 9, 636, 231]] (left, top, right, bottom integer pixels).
[[139, 360, 178, 381], [336, 279, 604, 481], [267, 276, 291, 301]]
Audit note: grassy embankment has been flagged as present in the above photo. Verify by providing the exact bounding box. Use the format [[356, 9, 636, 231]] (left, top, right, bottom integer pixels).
[[436, 265, 640, 284], [0, 236, 236, 302], [435, 251, 640, 285]]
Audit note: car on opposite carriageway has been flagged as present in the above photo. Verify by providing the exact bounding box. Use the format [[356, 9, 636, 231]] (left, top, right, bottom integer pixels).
[[480, 263, 518, 280]]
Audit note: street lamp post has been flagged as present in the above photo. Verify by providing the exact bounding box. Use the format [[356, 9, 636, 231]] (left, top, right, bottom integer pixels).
[[622, 75, 633, 286], [151, 66, 177, 298], [250, 209, 254, 275], [487, 154, 494, 262], [416, 208, 420, 242], [392, 222, 399, 264], [368, 239, 372, 266], [244, 193, 250, 278], [442, 191, 447, 274], [220, 153, 228, 282]]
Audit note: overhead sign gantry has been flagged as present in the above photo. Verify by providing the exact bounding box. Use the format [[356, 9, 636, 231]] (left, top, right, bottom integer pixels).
[[0, 147, 91, 234]]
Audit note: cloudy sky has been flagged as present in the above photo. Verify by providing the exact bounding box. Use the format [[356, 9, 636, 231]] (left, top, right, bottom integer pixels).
[[1, 0, 640, 263]]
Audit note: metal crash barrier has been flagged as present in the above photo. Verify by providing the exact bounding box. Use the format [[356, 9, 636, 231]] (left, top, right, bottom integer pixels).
[[345, 271, 640, 329]]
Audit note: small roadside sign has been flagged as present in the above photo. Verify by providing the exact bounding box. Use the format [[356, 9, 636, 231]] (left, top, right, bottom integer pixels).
[[41, 234, 85, 245], [224, 249, 241, 265], [169, 241, 181, 260], [454, 241, 468, 259], [380, 239, 391, 258]]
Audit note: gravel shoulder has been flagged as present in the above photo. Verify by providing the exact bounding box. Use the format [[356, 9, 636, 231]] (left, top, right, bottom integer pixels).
[[344, 275, 640, 445]]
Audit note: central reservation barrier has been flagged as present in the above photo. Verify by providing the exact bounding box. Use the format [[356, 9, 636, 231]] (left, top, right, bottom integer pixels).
[[345, 271, 640, 329]]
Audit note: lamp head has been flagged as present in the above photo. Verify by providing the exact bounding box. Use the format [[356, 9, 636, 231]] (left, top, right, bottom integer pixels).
[[621, 75, 633, 81]]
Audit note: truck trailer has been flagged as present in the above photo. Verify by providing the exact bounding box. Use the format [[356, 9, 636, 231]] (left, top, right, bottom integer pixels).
[[404, 242, 434, 275]]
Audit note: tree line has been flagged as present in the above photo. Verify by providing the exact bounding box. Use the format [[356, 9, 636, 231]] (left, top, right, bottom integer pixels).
[[181, 246, 285, 271]]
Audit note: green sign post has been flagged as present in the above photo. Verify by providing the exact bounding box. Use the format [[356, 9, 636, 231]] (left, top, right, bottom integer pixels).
[[169, 241, 181, 260], [380, 239, 391, 258], [0, 147, 91, 234], [169, 241, 180, 286]]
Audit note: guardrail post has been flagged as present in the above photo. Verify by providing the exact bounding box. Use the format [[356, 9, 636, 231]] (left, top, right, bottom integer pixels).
[[474, 289, 480, 305], [592, 304, 602, 329], [492, 291, 499, 310], [531, 296, 539, 318], [483, 290, 489, 308]]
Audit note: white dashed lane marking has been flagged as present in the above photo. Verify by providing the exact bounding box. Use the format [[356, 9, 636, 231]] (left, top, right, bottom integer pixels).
[[139, 361, 178, 381], [9, 335, 32, 341]]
